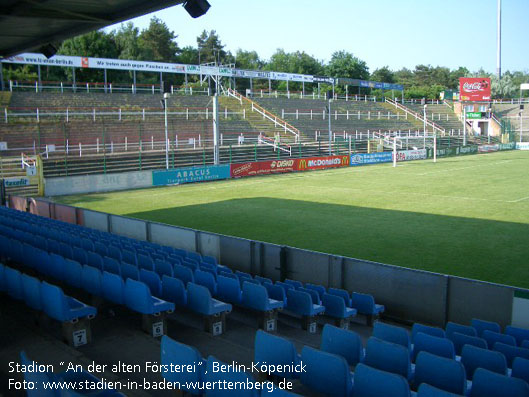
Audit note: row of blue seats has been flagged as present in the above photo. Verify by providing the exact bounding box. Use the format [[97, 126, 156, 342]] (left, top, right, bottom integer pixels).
[[20, 351, 122, 397], [0, 263, 96, 323], [161, 335, 298, 396], [254, 326, 529, 396], [0, 236, 176, 317]]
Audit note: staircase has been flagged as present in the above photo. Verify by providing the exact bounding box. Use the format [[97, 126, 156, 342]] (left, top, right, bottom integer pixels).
[[222, 89, 301, 143], [0, 154, 40, 197]]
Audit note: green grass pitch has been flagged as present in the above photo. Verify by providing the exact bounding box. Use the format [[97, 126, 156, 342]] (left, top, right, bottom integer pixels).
[[55, 150, 529, 289]]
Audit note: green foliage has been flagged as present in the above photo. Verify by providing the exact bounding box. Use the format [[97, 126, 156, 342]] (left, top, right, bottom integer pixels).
[[197, 30, 229, 65], [371, 66, 395, 83], [138, 17, 179, 62], [3, 65, 38, 81], [326, 51, 369, 80]]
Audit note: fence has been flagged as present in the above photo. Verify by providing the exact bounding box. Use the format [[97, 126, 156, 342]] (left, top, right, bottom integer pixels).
[[14, 196, 527, 329]]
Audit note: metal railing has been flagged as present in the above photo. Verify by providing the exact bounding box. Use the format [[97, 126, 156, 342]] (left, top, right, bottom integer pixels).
[[386, 98, 446, 134]]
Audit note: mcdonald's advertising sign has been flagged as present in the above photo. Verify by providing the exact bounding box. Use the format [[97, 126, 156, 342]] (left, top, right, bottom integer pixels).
[[296, 155, 349, 171]]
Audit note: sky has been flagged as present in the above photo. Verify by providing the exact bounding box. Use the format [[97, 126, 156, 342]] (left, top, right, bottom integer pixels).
[[107, 0, 529, 74]]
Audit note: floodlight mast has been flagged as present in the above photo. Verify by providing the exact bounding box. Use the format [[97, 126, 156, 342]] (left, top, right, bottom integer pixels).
[[163, 92, 169, 170]]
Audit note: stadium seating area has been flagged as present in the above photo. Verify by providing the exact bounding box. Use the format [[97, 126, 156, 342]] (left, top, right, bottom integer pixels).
[[2, 203, 529, 395]]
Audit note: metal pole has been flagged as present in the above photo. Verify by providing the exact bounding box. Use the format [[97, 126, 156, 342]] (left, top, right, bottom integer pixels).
[[521, 112, 524, 143], [164, 93, 169, 169], [463, 107, 467, 146], [104, 69, 107, 93], [393, 137, 397, 168], [434, 133, 437, 163], [213, 94, 220, 165], [497, 0, 502, 79], [328, 98, 332, 155], [423, 104, 427, 148], [0, 63, 4, 91]]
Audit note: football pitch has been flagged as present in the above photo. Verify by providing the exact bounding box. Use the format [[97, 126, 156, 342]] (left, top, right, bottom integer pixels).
[[55, 150, 529, 289]]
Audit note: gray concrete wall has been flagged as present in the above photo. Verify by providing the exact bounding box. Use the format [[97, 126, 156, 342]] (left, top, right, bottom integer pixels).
[[343, 258, 448, 326], [447, 277, 513, 328], [83, 210, 109, 232], [150, 222, 196, 253], [44, 170, 153, 196], [110, 215, 147, 241]]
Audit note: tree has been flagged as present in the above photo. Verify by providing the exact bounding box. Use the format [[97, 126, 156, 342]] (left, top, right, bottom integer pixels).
[[326, 51, 369, 80], [235, 49, 263, 70], [371, 66, 395, 83], [114, 22, 140, 60], [266, 49, 322, 75], [197, 30, 228, 65], [138, 17, 179, 62], [179, 46, 199, 65]]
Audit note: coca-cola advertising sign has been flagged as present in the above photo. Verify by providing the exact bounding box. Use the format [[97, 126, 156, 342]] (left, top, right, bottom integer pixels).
[[459, 77, 491, 101]]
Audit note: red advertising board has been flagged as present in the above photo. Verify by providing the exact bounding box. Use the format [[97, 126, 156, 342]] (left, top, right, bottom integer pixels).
[[296, 155, 349, 171], [459, 77, 491, 101], [230, 159, 298, 178]]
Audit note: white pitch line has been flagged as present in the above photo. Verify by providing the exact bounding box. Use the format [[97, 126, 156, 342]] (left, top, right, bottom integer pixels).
[[509, 196, 529, 203]]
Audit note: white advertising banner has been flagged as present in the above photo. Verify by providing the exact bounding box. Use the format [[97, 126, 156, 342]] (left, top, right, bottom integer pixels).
[[516, 142, 529, 150], [395, 149, 427, 161]]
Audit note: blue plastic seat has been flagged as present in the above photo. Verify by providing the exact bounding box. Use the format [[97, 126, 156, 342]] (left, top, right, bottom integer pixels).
[[194, 269, 217, 295], [254, 330, 301, 379], [182, 260, 198, 273], [451, 332, 488, 356], [446, 321, 478, 340], [137, 254, 154, 271], [161, 275, 187, 307], [81, 265, 102, 296], [93, 241, 108, 257], [242, 281, 283, 311], [202, 255, 217, 266], [321, 293, 357, 319], [299, 287, 321, 305], [364, 337, 412, 380], [216, 275, 242, 304], [412, 332, 455, 362], [46, 238, 60, 254], [472, 318, 501, 337], [524, 340, 529, 349], [328, 287, 352, 307], [160, 336, 205, 394], [275, 280, 294, 293], [411, 323, 446, 342], [204, 356, 258, 397], [414, 351, 466, 395], [124, 278, 174, 315], [482, 330, 516, 349], [64, 259, 83, 289], [254, 275, 273, 285], [72, 248, 88, 266], [493, 342, 529, 368], [373, 321, 411, 350], [0, 262, 5, 291], [139, 269, 162, 297], [470, 368, 529, 397], [86, 251, 103, 271], [41, 281, 97, 322], [81, 238, 94, 251], [187, 282, 231, 316], [186, 251, 202, 264], [350, 292, 385, 316], [59, 242, 74, 259], [264, 283, 287, 305], [121, 262, 139, 281], [107, 245, 122, 262], [200, 261, 217, 274], [512, 357, 529, 384], [154, 259, 173, 278], [284, 279, 303, 289], [353, 363, 411, 397], [121, 249, 137, 266], [49, 253, 67, 281], [286, 289, 325, 316], [461, 344, 507, 380], [5, 266, 24, 300], [101, 271, 125, 305], [300, 346, 352, 397], [103, 256, 121, 276], [21, 274, 42, 311], [417, 383, 461, 397], [506, 326, 529, 347], [173, 264, 194, 286], [321, 324, 364, 366], [305, 283, 326, 300]]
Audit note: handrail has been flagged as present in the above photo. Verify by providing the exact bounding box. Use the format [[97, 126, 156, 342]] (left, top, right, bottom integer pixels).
[[21, 152, 36, 169], [385, 98, 445, 134], [443, 100, 453, 109], [258, 135, 292, 155], [227, 88, 300, 140]]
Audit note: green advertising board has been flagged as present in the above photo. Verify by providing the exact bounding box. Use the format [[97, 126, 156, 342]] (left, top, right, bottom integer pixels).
[[466, 112, 482, 119]]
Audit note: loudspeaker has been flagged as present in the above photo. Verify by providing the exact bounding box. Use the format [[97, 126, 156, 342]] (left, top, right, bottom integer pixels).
[[184, 0, 211, 18], [326, 91, 332, 100], [521, 104, 525, 110], [39, 43, 57, 59], [162, 82, 171, 94]]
